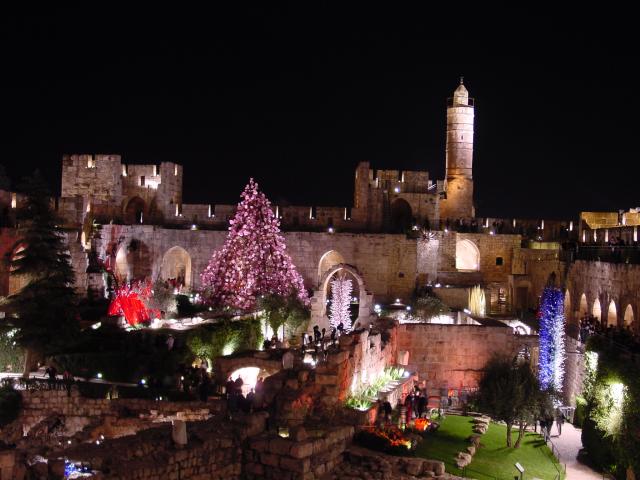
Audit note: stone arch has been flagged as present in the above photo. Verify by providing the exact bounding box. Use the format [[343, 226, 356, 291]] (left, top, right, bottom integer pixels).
[[624, 304, 634, 326], [390, 198, 413, 232], [564, 289, 572, 323], [592, 298, 602, 322], [160, 246, 192, 290], [455, 239, 480, 271], [316, 263, 371, 330], [579, 293, 588, 318], [115, 245, 129, 283], [607, 300, 618, 327], [317, 250, 345, 284], [324, 268, 361, 328], [124, 196, 146, 224], [216, 356, 283, 387]]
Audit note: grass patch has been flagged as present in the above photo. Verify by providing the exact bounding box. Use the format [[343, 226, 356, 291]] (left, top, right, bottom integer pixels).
[[415, 415, 564, 480]]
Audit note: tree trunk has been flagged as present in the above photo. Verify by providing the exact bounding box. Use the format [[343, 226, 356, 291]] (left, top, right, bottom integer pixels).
[[514, 421, 528, 448], [506, 422, 513, 447], [22, 347, 37, 378]]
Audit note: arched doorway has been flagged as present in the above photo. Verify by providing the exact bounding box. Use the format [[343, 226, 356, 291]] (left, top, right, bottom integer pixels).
[[124, 197, 146, 224], [115, 239, 152, 284], [115, 246, 129, 283], [317, 250, 345, 283], [325, 269, 361, 330], [592, 298, 602, 323], [579, 293, 588, 318], [564, 290, 572, 323], [312, 263, 371, 332], [607, 300, 618, 327], [390, 198, 413, 233], [456, 239, 480, 271], [624, 304, 634, 326], [161, 246, 192, 290]]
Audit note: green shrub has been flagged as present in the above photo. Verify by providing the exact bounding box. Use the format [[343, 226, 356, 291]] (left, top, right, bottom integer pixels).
[[0, 329, 24, 374], [0, 385, 22, 426], [573, 395, 587, 428]]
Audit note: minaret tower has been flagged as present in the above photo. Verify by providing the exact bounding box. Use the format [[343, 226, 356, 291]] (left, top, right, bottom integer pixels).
[[440, 77, 475, 220]]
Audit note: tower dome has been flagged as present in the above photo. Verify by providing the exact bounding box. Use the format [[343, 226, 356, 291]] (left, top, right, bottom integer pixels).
[[453, 77, 469, 106]]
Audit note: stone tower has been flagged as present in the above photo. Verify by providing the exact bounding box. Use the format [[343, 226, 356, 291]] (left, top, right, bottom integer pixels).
[[440, 78, 475, 220]]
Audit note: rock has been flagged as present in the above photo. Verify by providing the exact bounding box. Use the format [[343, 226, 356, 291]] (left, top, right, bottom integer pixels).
[[403, 458, 423, 475], [467, 434, 482, 447], [457, 452, 471, 461], [466, 445, 476, 455], [291, 425, 309, 442], [171, 419, 188, 446]]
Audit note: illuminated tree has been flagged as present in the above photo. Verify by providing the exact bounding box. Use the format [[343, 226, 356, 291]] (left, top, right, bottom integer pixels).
[[329, 275, 352, 331], [201, 179, 308, 310], [538, 287, 566, 392]]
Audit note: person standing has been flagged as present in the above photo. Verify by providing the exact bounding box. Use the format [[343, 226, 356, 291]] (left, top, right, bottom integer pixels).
[[556, 409, 565, 436]]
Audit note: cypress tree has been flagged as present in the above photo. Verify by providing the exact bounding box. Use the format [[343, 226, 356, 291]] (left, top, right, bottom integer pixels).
[[2, 171, 78, 374]]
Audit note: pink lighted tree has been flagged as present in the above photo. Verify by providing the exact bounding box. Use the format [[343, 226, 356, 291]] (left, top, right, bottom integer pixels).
[[329, 275, 353, 331], [201, 178, 309, 310]]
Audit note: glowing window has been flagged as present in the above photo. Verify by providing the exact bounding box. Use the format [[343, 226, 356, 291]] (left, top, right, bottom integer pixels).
[[456, 239, 480, 271]]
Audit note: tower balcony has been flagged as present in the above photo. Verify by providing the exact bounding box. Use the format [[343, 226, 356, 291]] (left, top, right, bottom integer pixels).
[[447, 97, 475, 107]]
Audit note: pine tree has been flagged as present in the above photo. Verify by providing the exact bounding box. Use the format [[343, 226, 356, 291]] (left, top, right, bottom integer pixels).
[[201, 178, 308, 310], [1, 172, 78, 373], [329, 275, 352, 331], [538, 287, 566, 392]]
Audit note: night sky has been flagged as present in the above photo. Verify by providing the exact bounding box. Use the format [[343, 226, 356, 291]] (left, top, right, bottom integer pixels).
[[0, 7, 636, 220]]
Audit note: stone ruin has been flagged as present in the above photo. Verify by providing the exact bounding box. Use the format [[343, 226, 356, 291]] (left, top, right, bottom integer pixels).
[[0, 323, 471, 480]]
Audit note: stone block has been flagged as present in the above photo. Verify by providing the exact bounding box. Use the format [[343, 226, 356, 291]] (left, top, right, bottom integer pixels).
[[269, 437, 292, 455], [280, 456, 310, 474], [289, 441, 313, 459], [261, 452, 280, 467]]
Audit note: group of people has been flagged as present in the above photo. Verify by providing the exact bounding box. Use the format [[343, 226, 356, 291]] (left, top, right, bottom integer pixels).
[[299, 323, 347, 364], [44, 364, 75, 396], [579, 315, 640, 351], [225, 375, 265, 414], [402, 387, 429, 420], [177, 361, 211, 402], [538, 408, 566, 440]]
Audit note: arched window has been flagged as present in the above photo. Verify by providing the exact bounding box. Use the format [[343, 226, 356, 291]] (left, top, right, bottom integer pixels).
[[592, 298, 602, 322], [607, 300, 617, 327], [579, 294, 588, 318], [564, 290, 572, 323], [624, 304, 634, 326], [456, 239, 480, 271], [390, 198, 413, 232]]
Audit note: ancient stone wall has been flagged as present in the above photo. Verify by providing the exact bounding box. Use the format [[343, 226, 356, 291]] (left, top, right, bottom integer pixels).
[[61, 154, 123, 204], [92, 226, 418, 302], [397, 323, 536, 392], [16, 388, 223, 436], [565, 260, 640, 331], [563, 336, 585, 406], [245, 425, 354, 480]]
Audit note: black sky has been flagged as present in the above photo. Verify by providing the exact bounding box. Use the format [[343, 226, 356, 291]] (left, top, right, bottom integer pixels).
[[0, 7, 636, 220]]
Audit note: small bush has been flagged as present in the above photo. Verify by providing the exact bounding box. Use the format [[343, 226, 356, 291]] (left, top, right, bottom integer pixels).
[[0, 385, 22, 426], [573, 395, 587, 428]]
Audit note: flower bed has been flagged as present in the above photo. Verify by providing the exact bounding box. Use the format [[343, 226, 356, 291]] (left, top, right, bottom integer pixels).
[[355, 425, 416, 456]]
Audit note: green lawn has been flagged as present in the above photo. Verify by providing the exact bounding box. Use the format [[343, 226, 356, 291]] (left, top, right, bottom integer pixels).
[[414, 415, 565, 480]]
